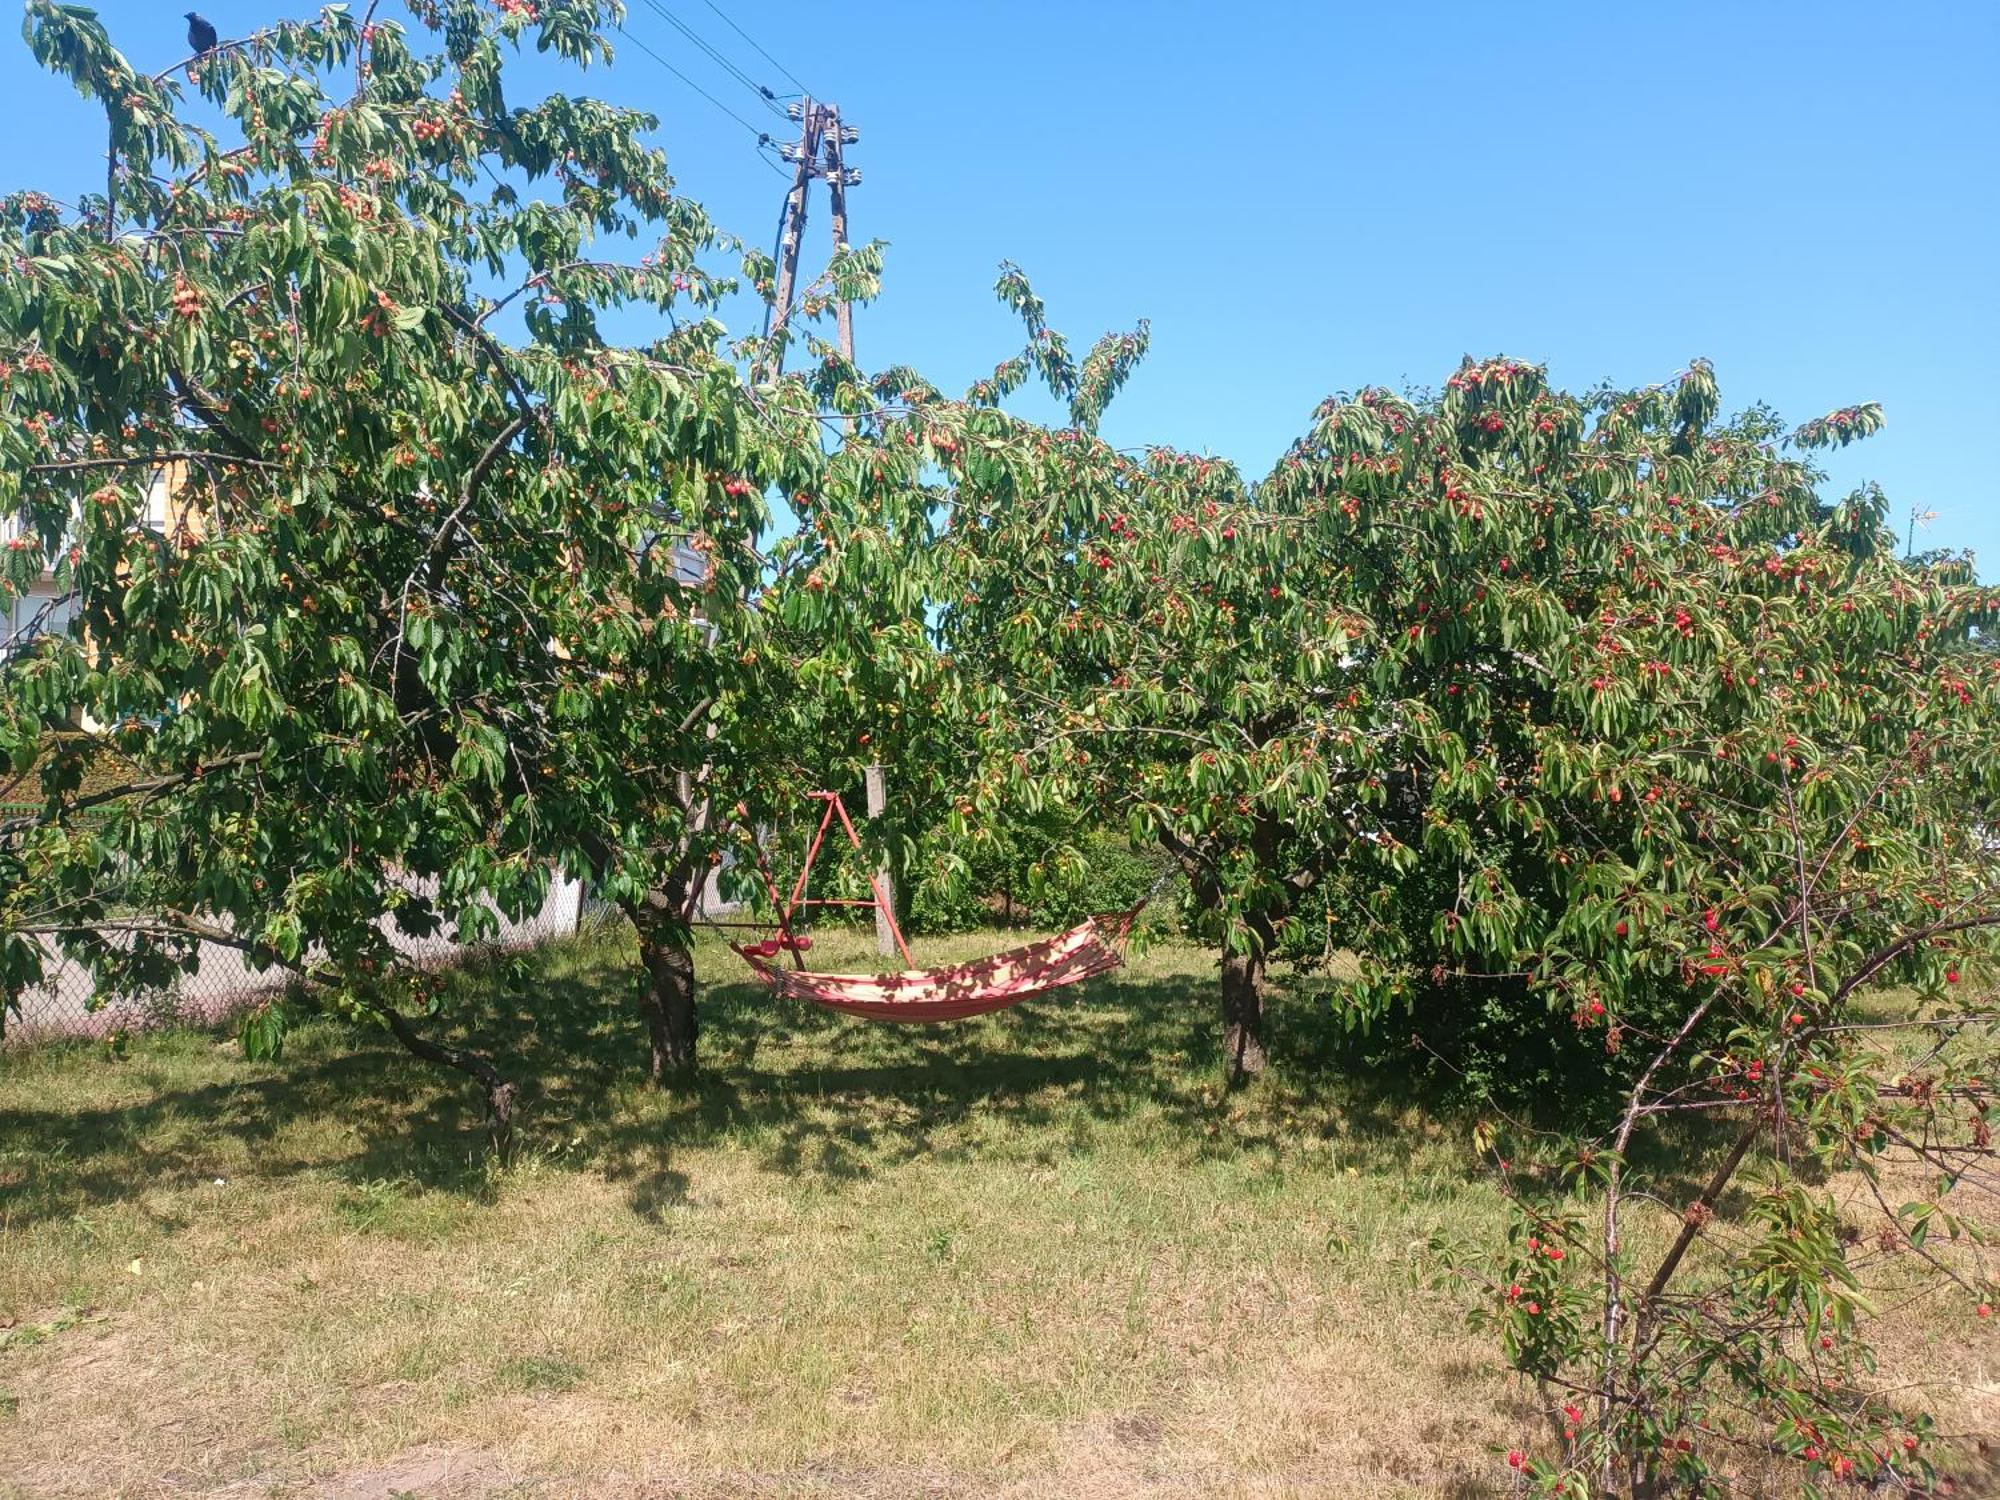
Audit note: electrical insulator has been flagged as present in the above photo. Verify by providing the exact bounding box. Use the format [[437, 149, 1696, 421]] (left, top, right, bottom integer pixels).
[[785, 102, 806, 120], [842, 169, 863, 186], [839, 125, 860, 145]]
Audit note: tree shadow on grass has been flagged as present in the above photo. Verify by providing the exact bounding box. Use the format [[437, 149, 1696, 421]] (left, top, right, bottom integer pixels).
[[1277, 969, 1773, 1213], [0, 931, 1467, 1229], [504, 937, 1469, 1217], [0, 1038, 503, 1227]]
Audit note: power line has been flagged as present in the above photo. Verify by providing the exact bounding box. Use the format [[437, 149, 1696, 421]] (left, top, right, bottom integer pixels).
[[698, 0, 809, 97], [612, 20, 788, 176], [631, 0, 788, 118]]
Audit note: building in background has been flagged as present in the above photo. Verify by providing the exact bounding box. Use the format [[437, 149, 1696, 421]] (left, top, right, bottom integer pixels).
[[1, 461, 200, 662]]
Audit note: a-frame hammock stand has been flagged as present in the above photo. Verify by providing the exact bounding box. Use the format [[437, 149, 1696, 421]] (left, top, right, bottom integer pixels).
[[724, 792, 1140, 1024]]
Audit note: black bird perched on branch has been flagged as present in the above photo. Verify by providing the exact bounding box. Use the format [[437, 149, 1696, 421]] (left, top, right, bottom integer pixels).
[[184, 12, 218, 56]]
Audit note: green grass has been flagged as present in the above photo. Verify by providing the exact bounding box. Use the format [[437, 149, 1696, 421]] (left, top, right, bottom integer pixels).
[[0, 925, 1990, 1498]]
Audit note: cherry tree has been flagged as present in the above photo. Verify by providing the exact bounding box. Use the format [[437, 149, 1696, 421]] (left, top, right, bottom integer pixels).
[[1237, 355, 1999, 1488], [1294, 363, 2000, 1492], [0, 0, 965, 1138]]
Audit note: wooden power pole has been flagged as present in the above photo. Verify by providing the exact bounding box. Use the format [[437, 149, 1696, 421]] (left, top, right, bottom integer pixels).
[[766, 99, 861, 373], [822, 106, 857, 362]]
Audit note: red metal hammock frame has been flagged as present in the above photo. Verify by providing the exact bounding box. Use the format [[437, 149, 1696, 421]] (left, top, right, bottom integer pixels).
[[726, 792, 1137, 1022]]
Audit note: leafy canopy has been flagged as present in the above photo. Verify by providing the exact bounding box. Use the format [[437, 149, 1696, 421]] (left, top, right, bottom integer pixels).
[[0, 0, 949, 1065]]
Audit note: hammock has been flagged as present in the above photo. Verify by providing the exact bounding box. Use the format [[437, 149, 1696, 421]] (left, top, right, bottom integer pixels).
[[718, 791, 1149, 1024], [732, 908, 1138, 1023]]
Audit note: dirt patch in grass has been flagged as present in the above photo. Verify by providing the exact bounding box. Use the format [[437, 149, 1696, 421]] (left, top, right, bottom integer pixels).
[[301, 1446, 522, 1499]]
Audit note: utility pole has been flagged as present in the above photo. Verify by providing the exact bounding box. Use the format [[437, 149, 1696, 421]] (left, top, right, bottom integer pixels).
[[822, 105, 856, 363], [765, 98, 821, 372], [765, 98, 861, 375]]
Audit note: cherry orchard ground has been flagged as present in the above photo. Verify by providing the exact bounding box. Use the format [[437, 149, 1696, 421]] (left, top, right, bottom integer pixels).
[[2, 926, 1996, 1499]]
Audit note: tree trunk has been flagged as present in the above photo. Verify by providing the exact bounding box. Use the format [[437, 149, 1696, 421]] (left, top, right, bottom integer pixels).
[[1221, 945, 1268, 1086], [381, 1007, 518, 1160], [1160, 830, 1285, 1090], [633, 915, 698, 1084]]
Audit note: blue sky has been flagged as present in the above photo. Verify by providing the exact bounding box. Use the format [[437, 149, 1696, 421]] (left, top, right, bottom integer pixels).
[[4, 1, 1994, 573]]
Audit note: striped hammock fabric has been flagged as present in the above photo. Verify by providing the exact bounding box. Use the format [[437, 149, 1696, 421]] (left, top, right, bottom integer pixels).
[[733, 911, 1135, 1022]]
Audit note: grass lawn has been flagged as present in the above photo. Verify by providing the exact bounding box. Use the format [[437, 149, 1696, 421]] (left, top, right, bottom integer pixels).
[[0, 924, 1992, 1498]]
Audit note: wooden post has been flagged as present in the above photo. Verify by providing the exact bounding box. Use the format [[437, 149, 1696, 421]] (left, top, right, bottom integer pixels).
[[824, 107, 856, 363], [764, 99, 821, 379], [864, 764, 895, 957]]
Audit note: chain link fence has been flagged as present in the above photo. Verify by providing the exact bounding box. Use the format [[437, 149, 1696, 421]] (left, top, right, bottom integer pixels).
[[5, 875, 586, 1045]]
